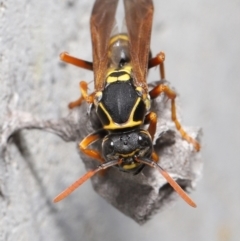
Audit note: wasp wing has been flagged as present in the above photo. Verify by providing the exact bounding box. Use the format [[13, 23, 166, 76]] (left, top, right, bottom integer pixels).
[[91, 0, 119, 91], [124, 0, 153, 91]]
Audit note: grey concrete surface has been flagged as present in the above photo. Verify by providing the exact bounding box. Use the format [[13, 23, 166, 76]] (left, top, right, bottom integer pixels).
[[0, 0, 239, 241]]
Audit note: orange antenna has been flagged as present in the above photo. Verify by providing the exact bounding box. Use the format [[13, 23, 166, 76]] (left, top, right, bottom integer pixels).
[[135, 158, 197, 208], [54, 160, 119, 203]]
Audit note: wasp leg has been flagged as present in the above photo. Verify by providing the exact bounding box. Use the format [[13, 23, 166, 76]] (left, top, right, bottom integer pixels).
[[79, 129, 107, 163], [148, 51, 165, 79], [68, 96, 84, 109], [144, 112, 160, 162], [144, 112, 157, 140], [151, 151, 159, 163], [149, 85, 200, 151], [60, 52, 93, 70], [68, 81, 95, 109], [60, 52, 94, 109]]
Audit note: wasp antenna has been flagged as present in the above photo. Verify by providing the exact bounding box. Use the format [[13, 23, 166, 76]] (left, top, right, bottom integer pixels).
[[53, 169, 96, 203], [53, 160, 119, 203], [157, 166, 197, 208], [135, 158, 197, 208]]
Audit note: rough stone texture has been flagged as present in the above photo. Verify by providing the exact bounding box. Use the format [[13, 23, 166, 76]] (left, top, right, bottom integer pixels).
[[0, 0, 239, 241]]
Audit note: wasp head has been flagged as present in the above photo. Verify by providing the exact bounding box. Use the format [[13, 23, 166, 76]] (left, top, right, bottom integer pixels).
[[102, 129, 153, 174]]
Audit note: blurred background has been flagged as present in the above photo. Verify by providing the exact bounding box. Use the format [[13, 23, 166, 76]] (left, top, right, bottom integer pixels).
[[0, 0, 239, 240]]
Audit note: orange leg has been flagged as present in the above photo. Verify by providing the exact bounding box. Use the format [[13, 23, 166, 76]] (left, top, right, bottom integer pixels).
[[79, 81, 94, 103], [60, 52, 94, 109], [60, 52, 93, 71], [144, 111, 157, 141], [148, 52, 165, 80], [151, 152, 159, 163], [79, 130, 107, 163], [144, 112, 160, 163], [68, 81, 95, 109], [68, 96, 84, 109], [149, 85, 200, 151]]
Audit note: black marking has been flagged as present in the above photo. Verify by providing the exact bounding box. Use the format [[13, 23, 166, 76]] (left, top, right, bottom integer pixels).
[[97, 105, 111, 126], [133, 99, 146, 122]]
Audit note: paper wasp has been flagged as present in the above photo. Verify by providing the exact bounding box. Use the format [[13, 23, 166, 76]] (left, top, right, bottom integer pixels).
[[54, 0, 200, 207]]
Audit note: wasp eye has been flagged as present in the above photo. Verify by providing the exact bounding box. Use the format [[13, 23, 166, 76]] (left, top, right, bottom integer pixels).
[[106, 139, 114, 150], [138, 133, 150, 147], [102, 137, 115, 159]]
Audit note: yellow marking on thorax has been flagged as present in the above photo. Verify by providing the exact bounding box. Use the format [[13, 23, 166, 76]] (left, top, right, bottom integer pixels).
[[106, 65, 132, 84], [99, 97, 143, 130], [106, 73, 130, 83], [106, 65, 132, 76]]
